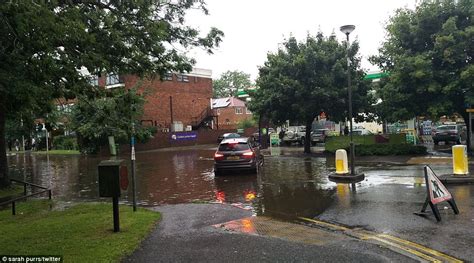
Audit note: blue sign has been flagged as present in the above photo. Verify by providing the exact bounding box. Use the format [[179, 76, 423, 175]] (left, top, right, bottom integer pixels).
[[170, 132, 198, 141]]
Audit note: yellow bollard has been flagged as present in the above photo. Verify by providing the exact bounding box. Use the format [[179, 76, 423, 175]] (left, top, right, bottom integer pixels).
[[335, 149, 349, 174], [452, 145, 469, 175]]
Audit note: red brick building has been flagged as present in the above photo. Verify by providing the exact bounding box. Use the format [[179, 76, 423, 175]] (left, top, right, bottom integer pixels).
[[212, 97, 253, 130], [94, 68, 215, 131]]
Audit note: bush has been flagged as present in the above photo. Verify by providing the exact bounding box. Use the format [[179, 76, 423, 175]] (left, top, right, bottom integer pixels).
[[53, 136, 78, 150], [325, 134, 426, 156], [355, 144, 427, 156], [325, 135, 375, 153]]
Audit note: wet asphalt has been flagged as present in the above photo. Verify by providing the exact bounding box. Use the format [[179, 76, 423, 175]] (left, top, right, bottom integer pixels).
[[124, 203, 415, 263]]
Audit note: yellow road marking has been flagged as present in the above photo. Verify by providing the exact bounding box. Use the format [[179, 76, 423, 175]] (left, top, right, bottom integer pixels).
[[298, 217, 463, 262], [298, 217, 349, 231], [368, 236, 442, 263], [378, 234, 463, 263]]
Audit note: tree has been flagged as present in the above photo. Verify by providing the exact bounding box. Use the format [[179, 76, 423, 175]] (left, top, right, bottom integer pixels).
[[0, 1, 223, 188], [250, 33, 372, 153], [71, 88, 155, 154], [370, 0, 474, 150], [213, 70, 252, 97]]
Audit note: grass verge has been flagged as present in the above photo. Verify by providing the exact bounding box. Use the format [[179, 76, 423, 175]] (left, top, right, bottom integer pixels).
[[0, 200, 160, 262]]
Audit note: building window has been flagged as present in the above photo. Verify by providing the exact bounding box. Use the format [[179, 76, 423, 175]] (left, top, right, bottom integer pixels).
[[235, 107, 243, 114], [88, 75, 98, 86], [57, 103, 75, 113], [164, 72, 173, 81], [225, 119, 230, 125], [245, 108, 252, 114], [176, 74, 189, 82], [217, 109, 221, 115], [106, 73, 121, 85]]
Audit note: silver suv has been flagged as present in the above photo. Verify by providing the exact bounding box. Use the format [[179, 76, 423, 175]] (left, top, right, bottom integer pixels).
[[282, 126, 306, 146]]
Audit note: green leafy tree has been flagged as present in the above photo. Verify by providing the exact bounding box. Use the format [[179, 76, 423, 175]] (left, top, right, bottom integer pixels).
[[250, 33, 372, 153], [0, 1, 223, 188], [370, 0, 474, 149], [237, 118, 256, 129], [213, 70, 252, 97], [71, 88, 155, 153]]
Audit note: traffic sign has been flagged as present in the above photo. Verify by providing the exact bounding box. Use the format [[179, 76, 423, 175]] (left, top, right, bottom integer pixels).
[[426, 166, 452, 205], [415, 166, 459, 222]]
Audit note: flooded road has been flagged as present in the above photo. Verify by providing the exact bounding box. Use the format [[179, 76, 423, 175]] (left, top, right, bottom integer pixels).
[[6, 145, 473, 220], [7, 145, 474, 261]]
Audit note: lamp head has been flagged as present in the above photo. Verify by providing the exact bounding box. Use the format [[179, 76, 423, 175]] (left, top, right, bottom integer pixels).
[[340, 25, 355, 35]]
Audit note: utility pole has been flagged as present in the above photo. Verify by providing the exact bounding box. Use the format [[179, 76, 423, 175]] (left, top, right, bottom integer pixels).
[[131, 97, 137, 212], [131, 122, 137, 212], [20, 117, 25, 152]]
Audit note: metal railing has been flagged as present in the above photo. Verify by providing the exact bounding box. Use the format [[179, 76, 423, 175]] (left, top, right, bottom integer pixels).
[[0, 179, 52, 215], [192, 107, 217, 127]]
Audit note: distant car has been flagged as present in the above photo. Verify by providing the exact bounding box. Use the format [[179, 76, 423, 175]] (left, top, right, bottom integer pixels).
[[282, 126, 306, 146], [311, 129, 328, 145], [214, 137, 263, 176], [350, 127, 371, 135], [217, 133, 241, 143], [433, 125, 466, 145]]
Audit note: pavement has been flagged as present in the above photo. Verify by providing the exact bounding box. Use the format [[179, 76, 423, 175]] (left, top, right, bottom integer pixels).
[[124, 203, 416, 263]]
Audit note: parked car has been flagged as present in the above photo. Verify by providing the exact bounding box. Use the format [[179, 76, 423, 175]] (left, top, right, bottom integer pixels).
[[217, 133, 241, 143], [311, 129, 329, 145], [214, 137, 263, 176], [349, 126, 371, 135], [282, 126, 306, 146], [432, 125, 466, 145]]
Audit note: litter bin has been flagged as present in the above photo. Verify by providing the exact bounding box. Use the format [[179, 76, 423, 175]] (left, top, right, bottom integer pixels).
[[98, 159, 125, 197]]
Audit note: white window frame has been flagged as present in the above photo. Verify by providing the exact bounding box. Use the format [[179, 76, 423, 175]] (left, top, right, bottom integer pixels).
[[106, 73, 120, 85], [88, 75, 98, 86], [235, 107, 243, 114], [245, 108, 252, 114], [164, 72, 173, 81], [176, 74, 189, 82]]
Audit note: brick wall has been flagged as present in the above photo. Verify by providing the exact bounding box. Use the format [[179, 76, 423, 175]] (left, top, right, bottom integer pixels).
[[122, 74, 213, 129], [216, 106, 253, 130], [126, 129, 235, 151]]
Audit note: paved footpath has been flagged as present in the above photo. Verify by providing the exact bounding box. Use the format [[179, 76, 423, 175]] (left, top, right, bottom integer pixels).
[[125, 203, 414, 263]]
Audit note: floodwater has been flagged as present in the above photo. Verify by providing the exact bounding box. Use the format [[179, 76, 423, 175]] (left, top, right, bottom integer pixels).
[[5, 145, 471, 219]]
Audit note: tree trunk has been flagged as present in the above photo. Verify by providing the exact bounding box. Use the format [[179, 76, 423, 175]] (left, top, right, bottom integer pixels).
[[0, 91, 10, 188], [304, 119, 312, 154]]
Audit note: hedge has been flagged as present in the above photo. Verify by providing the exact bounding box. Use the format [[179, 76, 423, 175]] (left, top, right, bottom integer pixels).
[[325, 134, 426, 156]]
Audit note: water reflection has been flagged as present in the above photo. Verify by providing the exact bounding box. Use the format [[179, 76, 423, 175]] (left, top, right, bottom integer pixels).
[[255, 156, 337, 219], [10, 149, 461, 221], [6, 149, 263, 207], [257, 182, 335, 219]]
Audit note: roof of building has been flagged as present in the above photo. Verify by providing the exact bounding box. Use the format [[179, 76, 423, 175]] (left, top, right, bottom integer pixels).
[[211, 97, 246, 108]]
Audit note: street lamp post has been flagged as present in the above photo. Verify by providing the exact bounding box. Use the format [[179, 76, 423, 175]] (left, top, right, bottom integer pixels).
[[340, 24, 356, 176], [20, 118, 25, 152], [42, 123, 48, 154]]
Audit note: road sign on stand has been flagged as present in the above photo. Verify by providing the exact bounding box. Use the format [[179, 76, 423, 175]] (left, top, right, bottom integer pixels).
[[415, 166, 459, 222]]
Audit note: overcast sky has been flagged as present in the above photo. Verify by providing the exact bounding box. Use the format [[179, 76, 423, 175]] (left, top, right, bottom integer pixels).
[[186, 0, 417, 81]]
